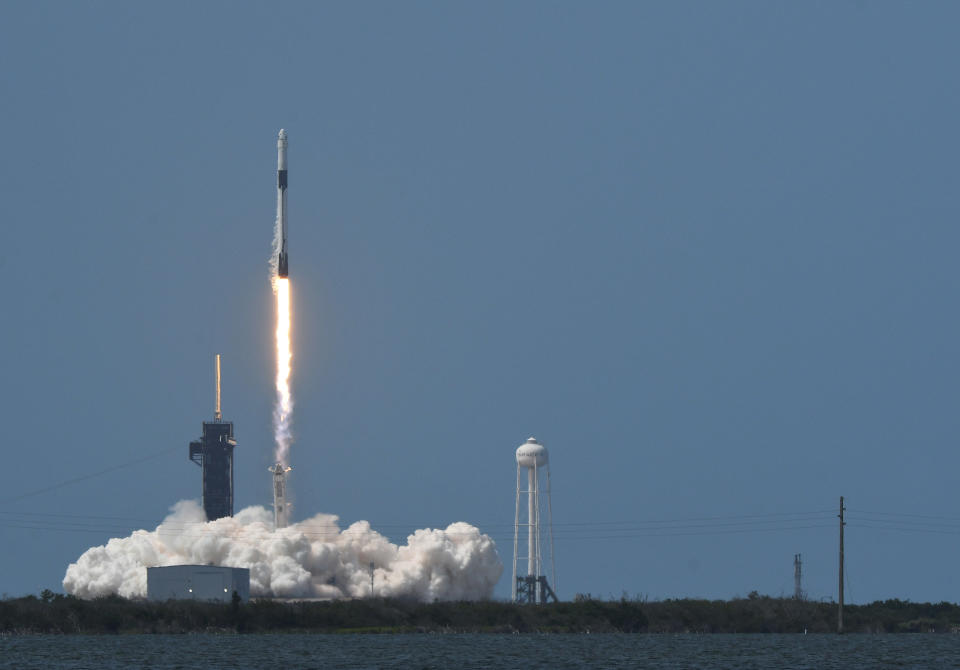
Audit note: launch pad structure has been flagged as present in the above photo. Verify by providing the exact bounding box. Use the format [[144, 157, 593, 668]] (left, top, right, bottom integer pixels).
[[269, 462, 292, 528], [189, 355, 236, 521]]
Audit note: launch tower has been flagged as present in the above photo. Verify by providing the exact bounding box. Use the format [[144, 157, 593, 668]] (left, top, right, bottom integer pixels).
[[189, 355, 236, 521], [269, 462, 292, 528]]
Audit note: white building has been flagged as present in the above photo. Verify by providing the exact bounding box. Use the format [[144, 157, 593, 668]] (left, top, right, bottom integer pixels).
[[147, 565, 250, 602]]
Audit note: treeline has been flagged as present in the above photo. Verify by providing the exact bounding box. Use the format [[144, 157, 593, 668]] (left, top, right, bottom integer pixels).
[[2, 591, 959, 634]]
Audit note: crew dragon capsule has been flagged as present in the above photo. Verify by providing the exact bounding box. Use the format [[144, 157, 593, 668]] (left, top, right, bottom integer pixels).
[[276, 129, 289, 277]]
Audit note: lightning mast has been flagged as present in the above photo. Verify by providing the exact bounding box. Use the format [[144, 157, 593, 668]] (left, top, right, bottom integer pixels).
[[794, 553, 803, 600]]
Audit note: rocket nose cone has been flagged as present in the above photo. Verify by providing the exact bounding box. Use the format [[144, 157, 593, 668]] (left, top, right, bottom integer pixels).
[[279, 128, 286, 138]]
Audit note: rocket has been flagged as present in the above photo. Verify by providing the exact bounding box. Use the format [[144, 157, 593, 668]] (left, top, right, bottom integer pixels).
[[276, 129, 289, 278]]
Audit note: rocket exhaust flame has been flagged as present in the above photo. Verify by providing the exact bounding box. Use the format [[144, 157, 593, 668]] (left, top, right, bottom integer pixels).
[[273, 276, 293, 467]]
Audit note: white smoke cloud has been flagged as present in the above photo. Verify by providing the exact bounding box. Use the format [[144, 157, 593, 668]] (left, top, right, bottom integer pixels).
[[63, 501, 503, 601]]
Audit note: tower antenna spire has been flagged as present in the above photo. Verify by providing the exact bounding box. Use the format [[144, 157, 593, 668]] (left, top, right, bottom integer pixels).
[[214, 354, 222, 422]]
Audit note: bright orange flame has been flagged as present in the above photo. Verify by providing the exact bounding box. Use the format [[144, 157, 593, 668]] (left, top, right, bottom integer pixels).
[[273, 276, 293, 465]]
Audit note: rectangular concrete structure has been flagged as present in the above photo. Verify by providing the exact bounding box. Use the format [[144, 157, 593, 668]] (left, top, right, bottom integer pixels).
[[147, 565, 250, 602]]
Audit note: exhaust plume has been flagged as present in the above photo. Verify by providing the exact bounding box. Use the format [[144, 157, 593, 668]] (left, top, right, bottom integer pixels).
[[272, 275, 293, 466], [63, 500, 503, 601]]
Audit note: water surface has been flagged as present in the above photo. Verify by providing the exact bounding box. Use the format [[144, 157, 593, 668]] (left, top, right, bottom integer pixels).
[[2, 633, 957, 669]]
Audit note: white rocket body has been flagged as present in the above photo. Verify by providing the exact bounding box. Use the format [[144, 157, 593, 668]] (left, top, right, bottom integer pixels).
[[276, 129, 289, 277]]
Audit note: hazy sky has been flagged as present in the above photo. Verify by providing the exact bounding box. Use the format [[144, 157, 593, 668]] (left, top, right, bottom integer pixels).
[[2, 1, 959, 602]]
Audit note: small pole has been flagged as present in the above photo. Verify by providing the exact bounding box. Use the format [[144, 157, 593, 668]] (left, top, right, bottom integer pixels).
[[838, 496, 845, 634]]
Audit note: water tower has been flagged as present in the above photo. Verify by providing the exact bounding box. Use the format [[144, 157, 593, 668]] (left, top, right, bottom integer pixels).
[[512, 437, 557, 603]]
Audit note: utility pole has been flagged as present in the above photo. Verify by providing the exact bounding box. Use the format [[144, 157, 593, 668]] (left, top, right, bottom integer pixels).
[[838, 496, 845, 634], [794, 553, 803, 600]]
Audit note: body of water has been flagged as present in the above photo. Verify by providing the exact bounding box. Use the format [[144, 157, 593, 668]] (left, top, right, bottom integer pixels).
[[2, 633, 957, 669]]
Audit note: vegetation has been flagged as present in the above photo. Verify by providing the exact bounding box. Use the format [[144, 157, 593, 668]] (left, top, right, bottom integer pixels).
[[1, 590, 959, 634]]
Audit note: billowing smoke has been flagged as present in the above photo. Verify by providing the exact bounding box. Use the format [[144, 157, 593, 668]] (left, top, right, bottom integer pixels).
[[63, 501, 503, 601]]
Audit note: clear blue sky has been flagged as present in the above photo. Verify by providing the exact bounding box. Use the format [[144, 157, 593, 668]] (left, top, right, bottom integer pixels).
[[2, 1, 959, 602]]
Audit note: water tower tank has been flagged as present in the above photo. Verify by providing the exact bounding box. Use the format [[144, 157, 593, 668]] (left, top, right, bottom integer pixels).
[[516, 437, 548, 468]]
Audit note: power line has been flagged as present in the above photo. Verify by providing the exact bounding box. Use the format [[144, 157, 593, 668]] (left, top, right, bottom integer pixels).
[[0, 445, 181, 506], [847, 509, 960, 524], [0, 518, 839, 543], [846, 522, 960, 536], [5, 500, 955, 543], [0, 507, 838, 529]]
